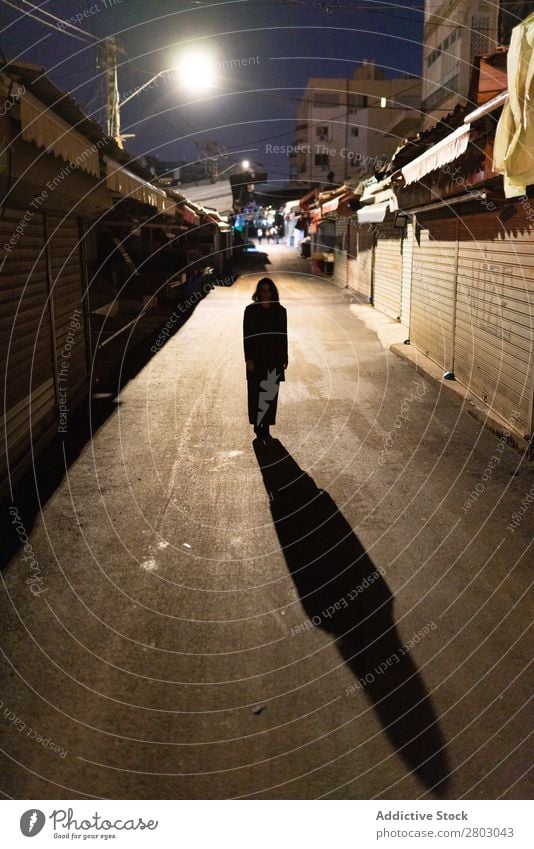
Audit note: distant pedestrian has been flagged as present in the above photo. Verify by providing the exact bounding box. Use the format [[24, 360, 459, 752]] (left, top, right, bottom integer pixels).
[[270, 226, 278, 244], [243, 278, 288, 440], [257, 227, 263, 245]]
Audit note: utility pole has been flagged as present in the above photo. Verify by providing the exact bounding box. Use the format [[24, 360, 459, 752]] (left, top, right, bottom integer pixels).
[[97, 37, 124, 146], [197, 140, 226, 181]]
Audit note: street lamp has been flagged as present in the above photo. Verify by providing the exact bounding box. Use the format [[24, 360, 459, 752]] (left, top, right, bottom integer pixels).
[[114, 48, 216, 146], [216, 159, 254, 177], [177, 48, 216, 93]]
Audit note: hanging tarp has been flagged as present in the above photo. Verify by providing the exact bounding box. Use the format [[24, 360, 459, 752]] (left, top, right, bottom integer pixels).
[[493, 11, 534, 197]]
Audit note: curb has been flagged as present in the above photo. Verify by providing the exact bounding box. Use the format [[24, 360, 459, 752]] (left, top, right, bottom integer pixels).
[[390, 342, 532, 458]]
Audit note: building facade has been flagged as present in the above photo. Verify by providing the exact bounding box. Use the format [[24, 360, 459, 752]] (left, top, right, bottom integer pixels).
[[422, 0, 500, 123], [422, 0, 534, 125], [291, 62, 421, 188]]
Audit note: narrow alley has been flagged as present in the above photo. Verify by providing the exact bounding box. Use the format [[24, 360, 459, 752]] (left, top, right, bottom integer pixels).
[[1, 246, 531, 800]]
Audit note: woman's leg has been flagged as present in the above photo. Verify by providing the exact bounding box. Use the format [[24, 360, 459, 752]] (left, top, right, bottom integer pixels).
[[257, 369, 281, 430], [247, 377, 260, 426]]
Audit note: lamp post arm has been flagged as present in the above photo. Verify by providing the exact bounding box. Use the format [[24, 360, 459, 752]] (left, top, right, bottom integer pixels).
[[119, 70, 169, 108]]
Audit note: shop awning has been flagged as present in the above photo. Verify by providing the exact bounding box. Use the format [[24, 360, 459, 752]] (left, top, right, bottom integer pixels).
[[322, 196, 340, 214], [206, 211, 230, 231], [299, 188, 317, 209], [401, 124, 471, 187], [21, 91, 100, 178], [356, 202, 390, 224], [179, 204, 201, 226], [105, 157, 170, 212], [337, 193, 358, 218]]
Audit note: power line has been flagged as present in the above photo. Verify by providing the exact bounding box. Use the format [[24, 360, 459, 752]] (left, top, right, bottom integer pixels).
[[0, 0, 96, 43], [278, 0, 422, 8], [17, 0, 98, 40]]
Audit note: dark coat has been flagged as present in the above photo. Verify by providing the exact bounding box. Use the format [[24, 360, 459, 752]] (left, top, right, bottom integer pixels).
[[243, 302, 288, 381]]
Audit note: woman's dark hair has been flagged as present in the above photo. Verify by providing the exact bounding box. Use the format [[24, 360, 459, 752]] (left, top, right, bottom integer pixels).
[[252, 277, 280, 303]]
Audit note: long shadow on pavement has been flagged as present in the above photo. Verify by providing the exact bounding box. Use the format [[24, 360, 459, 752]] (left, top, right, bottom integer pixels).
[[253, 437, 449, 795]]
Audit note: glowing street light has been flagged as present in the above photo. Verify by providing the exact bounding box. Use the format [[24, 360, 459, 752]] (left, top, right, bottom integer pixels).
[[120, 50, 216, 108], [115, 48, 217, 146], [176, 48, 216, 93], [242, 159, 250, 170]]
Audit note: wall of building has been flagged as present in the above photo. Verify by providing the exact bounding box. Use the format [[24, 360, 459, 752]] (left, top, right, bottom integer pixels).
[[422, 0, 500, 125], [292, 67, 422, 186]]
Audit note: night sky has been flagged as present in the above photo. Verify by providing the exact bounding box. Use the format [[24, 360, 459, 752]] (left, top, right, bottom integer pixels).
[[0, 0, 424, 182]]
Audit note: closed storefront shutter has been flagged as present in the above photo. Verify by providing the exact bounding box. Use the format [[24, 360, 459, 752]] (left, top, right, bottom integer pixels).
[[315, 218, 335, 257], [400, 223, 413, 330], [0, 208, 56, 494], [45, 215, 88, 409], [454, 207, 534, 433], [373, 224, 403, 320], [410, 216, 457, 370], [333, 217, 348, 288], [347, 224, 373, 299]]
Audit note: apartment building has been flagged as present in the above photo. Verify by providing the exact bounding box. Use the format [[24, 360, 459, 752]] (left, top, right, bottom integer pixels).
[[422, 0, 534, 124], [422, 0, 500, 123], [290, 61, 421, 187]]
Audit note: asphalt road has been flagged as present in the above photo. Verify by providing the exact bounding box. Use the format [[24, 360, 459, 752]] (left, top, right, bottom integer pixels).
[[1, 244, 532, 800]]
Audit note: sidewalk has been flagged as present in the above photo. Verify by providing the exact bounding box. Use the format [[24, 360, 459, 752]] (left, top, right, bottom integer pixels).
[[348, 297, 531, 456]]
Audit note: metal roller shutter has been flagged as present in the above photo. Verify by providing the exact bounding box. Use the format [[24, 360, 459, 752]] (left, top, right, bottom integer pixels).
[[0, 207, 56, 494], [410, 217, 458, 370], [316, 218, 335, 252], [347, 224, 373, 299], [333, 218, 348, 288], [400, 223, 413, 330], [454, 207, 534, 434], [373, 225, 402, 320], [45, 215, 88, 409]]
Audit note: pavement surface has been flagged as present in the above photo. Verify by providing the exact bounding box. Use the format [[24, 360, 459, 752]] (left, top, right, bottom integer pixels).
[[1, 244, 532, 800]]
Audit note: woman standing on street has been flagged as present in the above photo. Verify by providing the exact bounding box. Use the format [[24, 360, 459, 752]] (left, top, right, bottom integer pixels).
[[243, 278, 288, 439]]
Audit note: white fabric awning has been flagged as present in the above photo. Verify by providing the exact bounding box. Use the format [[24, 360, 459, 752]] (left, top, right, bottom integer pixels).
[[180, 180, 234, 213], [357, 201, 389, 224], [20, 92, 100, 178], [105, 157, 169, 212], [401, 124, 471, 187], [322, 196, 340, 214]]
